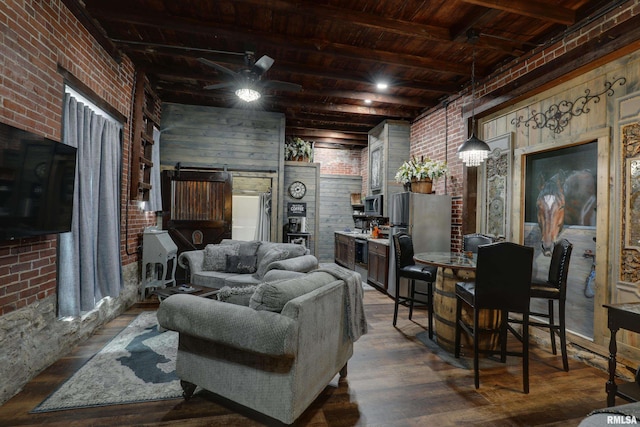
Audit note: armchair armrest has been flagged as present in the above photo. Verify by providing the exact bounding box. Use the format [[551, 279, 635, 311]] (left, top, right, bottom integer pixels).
[[266, 254, 318, 275], [157, 294, 297, 357], [178, 250, 204, 275]]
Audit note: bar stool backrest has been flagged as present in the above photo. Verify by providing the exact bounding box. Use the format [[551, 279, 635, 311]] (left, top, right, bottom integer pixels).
[[393, 232, 416, 269], [463, 233, 493, 253], [474, 241, 534, 313]]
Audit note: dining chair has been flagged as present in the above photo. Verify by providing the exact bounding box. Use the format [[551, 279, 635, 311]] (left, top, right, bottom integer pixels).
[[392, 232, 437, 339], [513, 238, 573, 371], [454, 241, 534, 393], [462, 233, 493, 253]]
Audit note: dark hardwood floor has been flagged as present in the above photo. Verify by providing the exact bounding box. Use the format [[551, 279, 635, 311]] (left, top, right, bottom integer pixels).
[[0, 289, 612, 426]]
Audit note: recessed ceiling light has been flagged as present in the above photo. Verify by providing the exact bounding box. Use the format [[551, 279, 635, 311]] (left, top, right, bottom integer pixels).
[[364, 99, 372, 105], [376, 82, 388, 90]]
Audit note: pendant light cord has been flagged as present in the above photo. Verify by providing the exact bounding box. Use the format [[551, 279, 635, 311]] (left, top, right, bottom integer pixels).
[[470, 48, 476, 137]]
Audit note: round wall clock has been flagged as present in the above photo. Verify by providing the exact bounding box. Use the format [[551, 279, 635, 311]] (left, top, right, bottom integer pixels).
[[34, 162, 47, 179], [288, 181, 306, 199]]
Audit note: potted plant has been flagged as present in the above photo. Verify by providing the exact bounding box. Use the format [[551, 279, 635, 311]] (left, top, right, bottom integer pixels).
[[285, 137, 314, 162], [395, 155, 448, 193]]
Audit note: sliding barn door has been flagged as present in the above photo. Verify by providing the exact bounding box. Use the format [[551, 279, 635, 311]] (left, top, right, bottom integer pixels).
[[161, 170, 232, 256]]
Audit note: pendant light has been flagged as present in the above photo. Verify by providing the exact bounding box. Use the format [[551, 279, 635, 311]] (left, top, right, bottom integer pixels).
[[457, 44, 490, 167]]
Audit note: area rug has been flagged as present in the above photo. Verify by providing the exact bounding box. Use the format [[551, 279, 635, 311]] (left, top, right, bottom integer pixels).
[[32, 311, 182, 413]]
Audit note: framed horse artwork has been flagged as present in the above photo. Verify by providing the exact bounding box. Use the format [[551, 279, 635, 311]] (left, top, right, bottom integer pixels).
[[523, 141, 597, 339]]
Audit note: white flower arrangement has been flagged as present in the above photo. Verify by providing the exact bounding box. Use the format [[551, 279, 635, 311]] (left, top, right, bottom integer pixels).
[[395, 156, 448, 184], [285, 137, 314, 162]]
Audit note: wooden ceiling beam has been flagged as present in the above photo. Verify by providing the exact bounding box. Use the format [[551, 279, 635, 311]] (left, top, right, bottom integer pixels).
[[285, 127, 367, 140], [97, 10, 472, 76], [313, 140, 367, 149], [264, 98, 419, 118], [460, 0, 576, 25], [283, 89, 429, 108], [156, 85, 419, 119], [229, 0, 451, 41], [121, 45, 463, 94], [286, 119, 373, 133]]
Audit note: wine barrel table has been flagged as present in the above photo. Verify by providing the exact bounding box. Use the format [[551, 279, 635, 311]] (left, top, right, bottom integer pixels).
[[413, 252, 501, 356]]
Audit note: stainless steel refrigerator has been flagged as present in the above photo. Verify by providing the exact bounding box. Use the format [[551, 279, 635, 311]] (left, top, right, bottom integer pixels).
[[388, 191, 452, 298]]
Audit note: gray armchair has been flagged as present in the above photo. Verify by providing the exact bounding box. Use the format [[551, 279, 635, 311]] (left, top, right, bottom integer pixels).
[[157, 266, 367, 424]]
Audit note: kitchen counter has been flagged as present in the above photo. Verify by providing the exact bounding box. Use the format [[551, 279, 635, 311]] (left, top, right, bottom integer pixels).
[[334, 230, 389, 245]]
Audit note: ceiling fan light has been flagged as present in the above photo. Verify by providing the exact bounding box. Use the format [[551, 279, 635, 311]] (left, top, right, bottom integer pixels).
[[457, 134, 490, 167], [235, 87, 261, 102]]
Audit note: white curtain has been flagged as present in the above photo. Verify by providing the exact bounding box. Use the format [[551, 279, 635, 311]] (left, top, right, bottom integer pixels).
[[254, 191, 271, 241], [58, 93, 123, 317], [146, 126, 162, 212]]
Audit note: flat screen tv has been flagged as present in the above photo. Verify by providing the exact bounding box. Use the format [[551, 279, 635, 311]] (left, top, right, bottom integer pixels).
[[0, 122, 77, 241]]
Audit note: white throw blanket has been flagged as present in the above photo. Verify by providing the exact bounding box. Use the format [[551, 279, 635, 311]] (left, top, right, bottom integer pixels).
[[317, 263, 368, 341]]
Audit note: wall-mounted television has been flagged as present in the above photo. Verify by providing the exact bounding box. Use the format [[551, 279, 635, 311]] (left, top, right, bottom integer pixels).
[[0, 122, 77, 241]]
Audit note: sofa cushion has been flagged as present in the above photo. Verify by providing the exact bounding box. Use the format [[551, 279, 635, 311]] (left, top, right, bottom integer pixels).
[[224, 274, 262, 287], [202, 244, 240, 271], [190, 270, 236, 288], [217, 285, 257, 306], [249, 271, 335, 312], [225, 255, 258, 274], [254, 247, 290, 279]]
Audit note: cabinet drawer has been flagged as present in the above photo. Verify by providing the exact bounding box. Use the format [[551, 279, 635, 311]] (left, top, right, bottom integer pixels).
[[369, 241, 388, 255]]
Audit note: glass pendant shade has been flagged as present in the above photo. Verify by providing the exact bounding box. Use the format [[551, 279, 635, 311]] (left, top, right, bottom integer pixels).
[[235, 87, 261, 102], [457, 133, 490, 167]]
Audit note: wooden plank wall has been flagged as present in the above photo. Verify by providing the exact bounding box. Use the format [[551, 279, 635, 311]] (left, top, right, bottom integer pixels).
[[159, 103, 285, 172], [283, 161, 319, 255], [158, 102, 286, 240], [318, 175, 362, 263]]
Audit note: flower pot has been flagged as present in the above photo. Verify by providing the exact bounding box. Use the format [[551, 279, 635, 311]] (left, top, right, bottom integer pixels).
[[411, 178, 433, 194]]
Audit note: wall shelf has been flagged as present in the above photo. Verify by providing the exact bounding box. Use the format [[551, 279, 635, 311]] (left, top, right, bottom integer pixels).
[[129, 72, 160, 201]]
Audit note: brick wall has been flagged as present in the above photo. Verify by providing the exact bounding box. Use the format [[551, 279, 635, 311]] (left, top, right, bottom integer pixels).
[[314, 146, 363, 176], [0, 0, 155, 315]]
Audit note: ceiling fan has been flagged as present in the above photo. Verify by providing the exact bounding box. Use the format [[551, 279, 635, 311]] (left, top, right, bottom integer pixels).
[[198, 52, 302, 102]]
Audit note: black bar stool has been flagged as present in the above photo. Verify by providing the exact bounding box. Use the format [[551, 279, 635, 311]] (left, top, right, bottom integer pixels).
[[392, 232, 437, 339], [454, 241, 534, 393]]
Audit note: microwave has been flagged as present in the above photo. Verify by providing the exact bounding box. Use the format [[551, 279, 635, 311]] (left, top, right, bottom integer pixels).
[[364, 194, 383, 216]]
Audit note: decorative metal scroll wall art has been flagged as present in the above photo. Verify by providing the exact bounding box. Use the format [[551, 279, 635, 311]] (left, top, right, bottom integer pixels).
[[621, 122, 640, 284], [482, 134, 512, 239], [512, 77, 627, 134]]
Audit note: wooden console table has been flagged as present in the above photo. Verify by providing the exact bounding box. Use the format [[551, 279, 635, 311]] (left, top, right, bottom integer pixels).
[[604, 302, 640, 406]]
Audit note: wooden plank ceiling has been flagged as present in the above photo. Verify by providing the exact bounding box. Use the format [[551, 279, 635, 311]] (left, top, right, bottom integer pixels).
[[65, 0, 618, 149]]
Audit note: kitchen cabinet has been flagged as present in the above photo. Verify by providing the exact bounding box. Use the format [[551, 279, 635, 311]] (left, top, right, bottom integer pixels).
[[368, 240, 389, 290], [335, 233, 355, 270], [368, 120, 410, 216]]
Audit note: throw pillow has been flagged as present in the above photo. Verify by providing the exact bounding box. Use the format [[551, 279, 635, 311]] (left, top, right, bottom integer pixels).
[[202, 243, 240, 271], [217, 285, 257, 306], [254, 247, 289, 279], [225, 255, 258, 274], [220, 240, 261, 255], [220, 240, 261, 271]]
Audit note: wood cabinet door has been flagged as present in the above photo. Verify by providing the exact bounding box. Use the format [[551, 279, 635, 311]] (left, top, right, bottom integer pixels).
[[161, 170, 232, 254]]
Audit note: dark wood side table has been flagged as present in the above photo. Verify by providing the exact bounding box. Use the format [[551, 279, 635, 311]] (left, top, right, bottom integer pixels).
[[604, 302, 640, 406]]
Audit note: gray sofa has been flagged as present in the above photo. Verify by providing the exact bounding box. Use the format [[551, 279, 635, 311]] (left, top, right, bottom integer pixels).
[[177, 239, 318, 289], [157, 264, 367, 424]]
